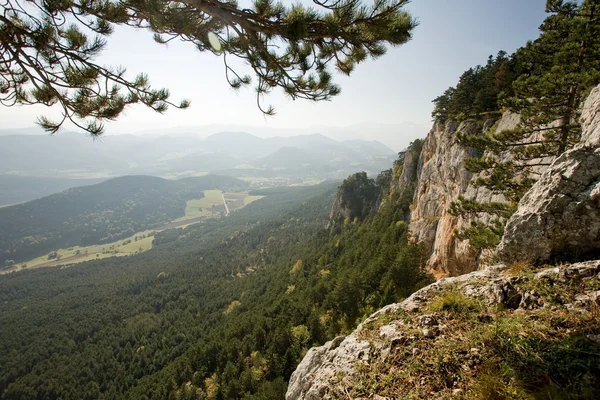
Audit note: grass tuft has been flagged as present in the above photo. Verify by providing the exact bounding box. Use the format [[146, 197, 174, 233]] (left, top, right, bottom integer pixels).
[[428, 288, 481, 315]]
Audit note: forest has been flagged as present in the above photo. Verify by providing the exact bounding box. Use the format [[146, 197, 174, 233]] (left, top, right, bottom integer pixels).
[[0, 175, 247, 266], [0, 152, 430, 399]]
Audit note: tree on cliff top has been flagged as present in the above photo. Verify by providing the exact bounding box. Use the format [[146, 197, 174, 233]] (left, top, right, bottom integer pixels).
[[0, 0, 417, 135], [463, 0, 600, 201], [450, 0, 600, 252]]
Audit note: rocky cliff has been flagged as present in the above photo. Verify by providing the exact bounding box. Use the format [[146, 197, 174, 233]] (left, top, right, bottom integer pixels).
[[286, 260, 600, 399], [497, 84, 600, 264], [294, 85, 600, 399], [327, 139, 423, 232], [400, 113, 519, 277], [327, 171, 383, 233]]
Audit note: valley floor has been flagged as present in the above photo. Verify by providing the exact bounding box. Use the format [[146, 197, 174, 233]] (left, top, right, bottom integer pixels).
[[1, 190, 263, 274]]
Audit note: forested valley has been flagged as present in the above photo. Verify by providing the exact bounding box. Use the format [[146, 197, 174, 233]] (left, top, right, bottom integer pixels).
[[0, 175, 247, 267], [0, 157, 430, 399]]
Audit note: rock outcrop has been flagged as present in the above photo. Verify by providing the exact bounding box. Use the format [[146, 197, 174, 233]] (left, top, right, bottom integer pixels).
[[407, 114, 519, 277], [327, 171, 382, 232], [328, 140, 423, 232], [286, 260, 600, 399], [497, 84, 600, 263]]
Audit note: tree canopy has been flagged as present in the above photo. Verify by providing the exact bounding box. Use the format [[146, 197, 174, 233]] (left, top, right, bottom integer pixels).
[[0, 0, 417, 135]]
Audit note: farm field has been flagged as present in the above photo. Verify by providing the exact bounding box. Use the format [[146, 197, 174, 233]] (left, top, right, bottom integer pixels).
[[7, 232, 155, 272], [175, 189, 225, 221], [240, 176, 325, 189], [176, 190, 264, 221], [4, 190, 264, 273]]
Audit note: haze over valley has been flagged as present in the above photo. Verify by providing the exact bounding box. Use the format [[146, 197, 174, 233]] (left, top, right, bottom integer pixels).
[[0, 127, 403, 206], [2, 1, 600, 400]]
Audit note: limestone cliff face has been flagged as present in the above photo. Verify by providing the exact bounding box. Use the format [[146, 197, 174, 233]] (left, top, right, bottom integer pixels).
[[406, 114, 518, 277], [328, 113, 520, 277], [497, 84, 600, 263], [329, 84, 599, 276]]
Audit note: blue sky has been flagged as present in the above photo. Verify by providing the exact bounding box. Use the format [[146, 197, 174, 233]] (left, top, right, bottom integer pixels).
[[1, 0, 548, 135]]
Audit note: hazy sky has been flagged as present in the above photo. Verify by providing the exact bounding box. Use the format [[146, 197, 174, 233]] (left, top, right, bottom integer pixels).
[[1, 0, 548, 134]]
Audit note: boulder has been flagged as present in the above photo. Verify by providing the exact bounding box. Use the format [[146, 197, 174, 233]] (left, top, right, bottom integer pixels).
[[497, 84, 600, 264]]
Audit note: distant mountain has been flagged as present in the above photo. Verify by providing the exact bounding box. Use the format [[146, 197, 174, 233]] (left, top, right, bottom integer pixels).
[[0, 175, 106, 207], [121, 121, 429, 151], [0, 130, 400, 192], [342, 140, 397, 157], [164, 152, 240, 172], [0, 127, 47, 136], [0, 175, 247, 265], [0, 133, 130, 175], [203, 131, 269, 157], [252, 147, 320, 169], [271, 133, 340, 149]]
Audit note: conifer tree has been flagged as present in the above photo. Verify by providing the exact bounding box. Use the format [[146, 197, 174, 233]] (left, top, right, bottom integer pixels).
[[450, 0, 600, 251], [431, 51, 516, 122], [0, 0, 416, 135]]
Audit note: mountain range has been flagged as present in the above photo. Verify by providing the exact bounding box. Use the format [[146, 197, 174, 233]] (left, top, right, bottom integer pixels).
[[0, 131, 397, 205]]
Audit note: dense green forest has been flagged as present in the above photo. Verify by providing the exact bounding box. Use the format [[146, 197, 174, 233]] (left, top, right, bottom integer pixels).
[[0, 175, 247, 266], [0, 154, 429, 399]]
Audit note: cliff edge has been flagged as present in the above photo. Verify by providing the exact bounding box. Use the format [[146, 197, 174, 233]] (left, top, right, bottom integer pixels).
[[288, 84, 600, 400]]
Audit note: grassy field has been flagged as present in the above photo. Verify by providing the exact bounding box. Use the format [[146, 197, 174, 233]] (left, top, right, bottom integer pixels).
[[177, 190, 264, 221], [289, 178, 324, 187], [7, 190, 264, 273], [242, 194, 263, 206], [9, 231, 156, 272], [240, 177, 325, 189], [176, 189, 225, 221]]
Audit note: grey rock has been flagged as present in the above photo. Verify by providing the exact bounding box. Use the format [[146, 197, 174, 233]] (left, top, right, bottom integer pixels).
[[286, 264, 507, 399], [520, 290, 541, 310], [422, 327, 438, 338], [286, 334, 371, 400], [580, 85, 600, 148], [563, 260, 600, 279], [416, 314, 439, 327], [534, 267, 561, 281], [573, 290, 600, 308], [378, 324, 399, 340], [408, 114, 521, 277], [286, 261, 600, 399], [491, 279, 522, 309], [497, 83, 600, 264]]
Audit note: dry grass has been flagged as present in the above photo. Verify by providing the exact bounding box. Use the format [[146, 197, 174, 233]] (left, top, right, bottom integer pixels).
[[331, 275, 600, 400]]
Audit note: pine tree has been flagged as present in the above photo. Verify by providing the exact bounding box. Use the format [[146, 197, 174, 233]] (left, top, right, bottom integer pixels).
[[451, 0, 600, 251], [0, 0, 416, 135], [431, 51, 516, 122]]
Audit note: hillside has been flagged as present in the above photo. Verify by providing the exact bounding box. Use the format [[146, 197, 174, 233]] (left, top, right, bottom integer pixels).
[[0, 165, 434, 399], [287, 260, 600, 399], [0, 131, 394, 183], [0, 175, 106, 207], [0, 131, 396, 205], [0, 175, 247, 266]]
